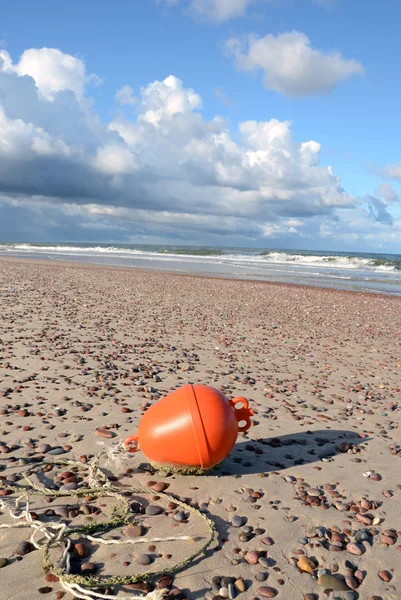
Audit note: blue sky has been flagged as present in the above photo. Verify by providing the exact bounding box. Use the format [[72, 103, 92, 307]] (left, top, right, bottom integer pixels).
[[0, 0, 400, 251]]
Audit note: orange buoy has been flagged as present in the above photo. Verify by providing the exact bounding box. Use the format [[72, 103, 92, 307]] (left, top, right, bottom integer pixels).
[[123, 384, 253, 473]]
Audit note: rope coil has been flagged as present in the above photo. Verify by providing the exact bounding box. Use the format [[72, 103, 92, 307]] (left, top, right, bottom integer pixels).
[[0, 449, 215, 600]]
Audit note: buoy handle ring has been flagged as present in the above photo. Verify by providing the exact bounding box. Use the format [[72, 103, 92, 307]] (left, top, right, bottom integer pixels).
[[229, 397, 254, 432], [123, 434, 139, 453]]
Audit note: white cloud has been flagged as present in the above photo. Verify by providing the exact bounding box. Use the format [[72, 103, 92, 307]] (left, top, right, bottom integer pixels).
[[156, 0, 337, 22], [187, 0, 256, 21], [156, 0, 258, 22], [384, 164, 401, 182], [0, 48, 100, 102], [0, 45, 391, 247], [92, 144, 139, 175], [226, 31, 364, 97], [116, 85, 137, 106]]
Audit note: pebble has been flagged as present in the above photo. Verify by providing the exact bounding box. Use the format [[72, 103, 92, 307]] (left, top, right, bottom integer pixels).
[[378, 570, 392, 582], [354, 530, 370, 543], [80, 562, 97, 574], [317, 574, 350, 591], [174, 511, 187, 522], [346, 542, 365, 555], [152, 482, 169, 493], [145, 505, 163, 516], [231, 515, 246, 528], [257, 586, 278, 598], [37, 443, 52, 454], [234, 579, 245, 593], [245, 551, 259, 565], [94, 428, 114, 439], [261, 537, 274, 546], [15, 541, 35, 555], [125, 525, 144, 537], [74, 543, 89, 557], [298, 556, 316, 573], [0, 557, 8, 568], [137, 554, 152, 566], [345, 576, 359, 590]]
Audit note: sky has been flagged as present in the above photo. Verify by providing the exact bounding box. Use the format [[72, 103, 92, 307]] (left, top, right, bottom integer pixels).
[[0, 0, 400, 252]]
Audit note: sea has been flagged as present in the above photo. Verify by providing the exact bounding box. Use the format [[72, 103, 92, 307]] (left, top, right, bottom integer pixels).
[[1, 242, 401, 296]]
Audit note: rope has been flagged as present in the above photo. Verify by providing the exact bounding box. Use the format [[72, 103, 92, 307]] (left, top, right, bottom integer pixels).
[[0, 449, 216, 599]]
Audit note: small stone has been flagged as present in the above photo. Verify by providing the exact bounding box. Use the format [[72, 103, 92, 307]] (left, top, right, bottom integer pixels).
[[174, 511, 187, 522], [80, 562, 97, 574], [126, 525, 144, 537], [234, 578, 245, 593], [38, 587, 53, 594], [60, 482, 77, 491], [137, 554, 152, 566], [54, 506, 70, 519], [317, 574, 350, 591], [231, 515, 246, 528], [152, 482, 169, 493], [94, 428, 115, 439], [261, 536, 274, 546], [145, 505, 163, 516], [346, 542, 365, 555], [298, 556, 316, 573], [381, 535, 396, 545], [257, 586, 278, 598], [228, 582, 235, 599], [255, 572, 268, 582], [345, 576, 359, 590], [48, 447, 66, 456], [354, 530, 370, 543], [307, 488, 321, 497], [15, 541, 35, 556], [74, 543, 89, 558], [37, 444, 52, 454], [0, 558, 8, 568], [378, 570, 392, 582], [369, 473, 382, 481], [245, 551, 259, 564]]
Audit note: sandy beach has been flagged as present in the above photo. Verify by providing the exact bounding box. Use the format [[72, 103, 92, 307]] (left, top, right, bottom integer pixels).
[[0, 258, 400, 600]]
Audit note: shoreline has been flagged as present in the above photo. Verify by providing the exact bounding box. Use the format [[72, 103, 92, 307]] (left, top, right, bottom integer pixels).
[[1, 255, 400, 302]]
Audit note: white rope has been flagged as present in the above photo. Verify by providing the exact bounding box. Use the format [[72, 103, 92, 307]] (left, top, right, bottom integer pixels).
[[83, 533, 193, 545], [61, 581, 167, 600]]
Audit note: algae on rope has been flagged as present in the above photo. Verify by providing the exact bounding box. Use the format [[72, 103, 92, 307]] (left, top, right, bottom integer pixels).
[[0, 452, 216, 599]]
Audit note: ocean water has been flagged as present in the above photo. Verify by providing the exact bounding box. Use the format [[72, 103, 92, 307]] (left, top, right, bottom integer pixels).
[[1, 242, 401, 295]]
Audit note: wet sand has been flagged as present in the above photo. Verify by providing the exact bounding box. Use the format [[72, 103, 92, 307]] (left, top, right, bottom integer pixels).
[[0, 258, 400, 600]]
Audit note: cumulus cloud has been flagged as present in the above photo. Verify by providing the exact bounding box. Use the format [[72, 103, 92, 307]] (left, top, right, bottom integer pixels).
[[226, 31, 364, 97], [156, 0, 332, 22], [0, 48, 100, 102], [0, 45, 383, 245], [156, 0, 258, 22]]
